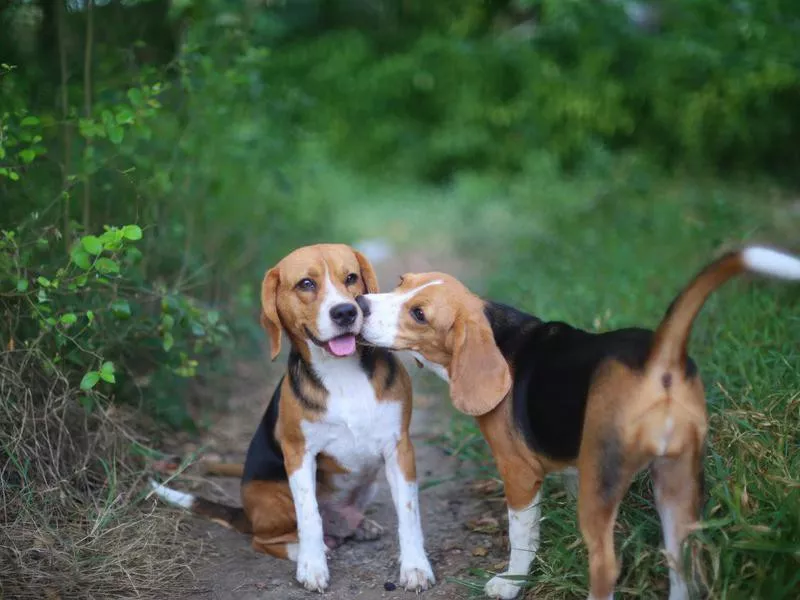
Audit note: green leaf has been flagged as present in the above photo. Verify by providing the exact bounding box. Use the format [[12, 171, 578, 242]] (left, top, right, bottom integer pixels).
[[206, 310, 220, 326], [80, 371, 100, 390], [124, 247, 143, 263], [9, 171, 19, 181], [115, 108, 134, 124], [19, 148, 36, 163], [60, 313, 77, 326], [20, 116, 40, 127], [99, 361, 116, 384], [111, 299, 131, 318], [101, 110, 115, 127], [16, 279, 28, 292], [122, 225, 143, 240], [81, 235, 103, 255], [161, 314, 175, 329], [70, 247, 92, 270], [94, 257, 119, 274], [37, 276, 51, 287], [108, 125, 124, 145], [127, 88, 144, 107], [86, 310, 95, 323], [163, 332, 174, 352]]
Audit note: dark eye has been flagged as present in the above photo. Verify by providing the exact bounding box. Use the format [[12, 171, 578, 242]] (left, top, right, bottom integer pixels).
[[410, 307, 426, 324], [345, 273, 359, 286], [296, 278, 316, 291]]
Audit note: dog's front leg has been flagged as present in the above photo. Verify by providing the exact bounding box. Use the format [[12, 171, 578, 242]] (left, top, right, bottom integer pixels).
[[287, 452, 329, 592], [384, 435, 435, 591]]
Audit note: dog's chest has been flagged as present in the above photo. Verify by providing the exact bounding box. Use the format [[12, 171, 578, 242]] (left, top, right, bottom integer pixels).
[[301, 358, 402, 474]]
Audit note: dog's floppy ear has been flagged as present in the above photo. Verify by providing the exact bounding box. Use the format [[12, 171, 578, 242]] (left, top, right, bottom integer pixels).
[[261, 267, 282, 361], [448, 315, 511, 416], [355, 250, 380, 294]]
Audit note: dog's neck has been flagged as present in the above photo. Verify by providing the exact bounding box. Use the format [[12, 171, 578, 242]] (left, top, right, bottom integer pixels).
[[483, 300, 541, 359]]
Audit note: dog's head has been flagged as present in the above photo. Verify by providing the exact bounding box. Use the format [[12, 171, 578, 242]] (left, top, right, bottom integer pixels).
[[261, 244, 379, 361], [358, 272, 511, 416]]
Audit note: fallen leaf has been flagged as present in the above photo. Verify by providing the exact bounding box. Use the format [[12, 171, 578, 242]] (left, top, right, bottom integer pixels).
[[472, 546, 489, 557]]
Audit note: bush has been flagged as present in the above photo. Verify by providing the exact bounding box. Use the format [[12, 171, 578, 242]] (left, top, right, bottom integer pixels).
[[253, 0, 800, 179]]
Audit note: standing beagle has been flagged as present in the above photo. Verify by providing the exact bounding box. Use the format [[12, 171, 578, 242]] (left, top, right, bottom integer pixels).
[[355, 246, 800, 600], [150, 244, 434, 593]]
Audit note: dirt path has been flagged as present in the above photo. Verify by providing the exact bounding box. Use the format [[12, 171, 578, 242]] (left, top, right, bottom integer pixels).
[[162, 243, 509, 600]]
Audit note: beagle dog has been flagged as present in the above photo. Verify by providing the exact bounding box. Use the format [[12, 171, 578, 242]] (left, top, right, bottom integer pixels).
[[150, 244, 434, 593], [356, 246, 800, 600]]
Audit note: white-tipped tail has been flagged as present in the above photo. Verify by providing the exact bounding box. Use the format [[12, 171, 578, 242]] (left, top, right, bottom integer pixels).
[[742, 246, 800, 280], [149, 479, 194, 509]]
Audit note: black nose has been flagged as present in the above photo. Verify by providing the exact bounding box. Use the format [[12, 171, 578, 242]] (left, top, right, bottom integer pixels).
[[355, 295, 371, 317], [330, 303, 358, 327]]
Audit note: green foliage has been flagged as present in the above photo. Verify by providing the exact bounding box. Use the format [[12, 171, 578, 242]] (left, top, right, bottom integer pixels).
[[1, 219, 233, 427], [252, 0, 800, 179]]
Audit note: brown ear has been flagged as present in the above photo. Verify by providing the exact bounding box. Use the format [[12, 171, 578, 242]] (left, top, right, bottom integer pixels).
[[448, 316, 512, 416], [260, 267, 282, 361], [354, 250, 380, 293]]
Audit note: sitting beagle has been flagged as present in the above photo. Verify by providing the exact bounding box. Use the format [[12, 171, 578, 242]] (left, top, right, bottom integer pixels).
[[150, 244, 434, 593], [356, 246, 800, 600]]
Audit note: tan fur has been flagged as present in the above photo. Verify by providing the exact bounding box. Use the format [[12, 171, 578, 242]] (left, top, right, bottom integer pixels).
[[242, 480, 298, 558], [383, 272, 512, 415], [260, 244, 379, 361]]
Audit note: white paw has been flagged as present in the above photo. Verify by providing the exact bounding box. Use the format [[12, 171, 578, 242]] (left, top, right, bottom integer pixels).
[[399, 558, 435, 591], [296, 552, 329, 592], [485, 573, 522, 599]]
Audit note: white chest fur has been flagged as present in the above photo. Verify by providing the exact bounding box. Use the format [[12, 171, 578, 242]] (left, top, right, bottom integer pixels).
[[301, 348, 403, 474]]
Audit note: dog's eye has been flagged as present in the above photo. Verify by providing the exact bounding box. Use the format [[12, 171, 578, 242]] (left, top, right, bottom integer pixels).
[[410, 307, 426, 324], [345, 273, 359, 286], [296, 278, 316, 291]]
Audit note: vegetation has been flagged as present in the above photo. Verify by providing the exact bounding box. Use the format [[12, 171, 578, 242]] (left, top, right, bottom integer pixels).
[[1, 0, 798, 597]]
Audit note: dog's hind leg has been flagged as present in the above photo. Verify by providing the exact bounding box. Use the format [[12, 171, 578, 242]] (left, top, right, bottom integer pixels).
[[577, 427, 638, 600], [651, 445, 704, 600], [243, 481, 299, 561]]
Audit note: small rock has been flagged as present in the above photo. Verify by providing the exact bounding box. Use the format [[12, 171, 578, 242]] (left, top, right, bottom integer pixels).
[[384, 581, 397, 591]]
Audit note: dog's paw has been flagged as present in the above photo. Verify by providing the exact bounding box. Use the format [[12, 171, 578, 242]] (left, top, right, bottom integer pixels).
[[399, 558, 435, 591], [352, 518, 384, 541], [485, 573, 522, 599], [296, 552, 329, 592]]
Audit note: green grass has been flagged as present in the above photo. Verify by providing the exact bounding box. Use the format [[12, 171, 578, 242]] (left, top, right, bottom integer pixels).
[[317, 154, 800, 598]]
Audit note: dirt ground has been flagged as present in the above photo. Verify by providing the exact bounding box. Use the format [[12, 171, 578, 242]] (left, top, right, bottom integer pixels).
[[157, 243, 514, 600]]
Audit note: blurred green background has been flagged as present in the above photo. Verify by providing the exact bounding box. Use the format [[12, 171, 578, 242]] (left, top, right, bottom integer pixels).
[[1, 1, 799, 598]]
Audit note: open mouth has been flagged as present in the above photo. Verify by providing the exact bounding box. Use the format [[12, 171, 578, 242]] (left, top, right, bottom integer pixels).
[[324, 334, 357, 357], [304, 326, 358, 357]]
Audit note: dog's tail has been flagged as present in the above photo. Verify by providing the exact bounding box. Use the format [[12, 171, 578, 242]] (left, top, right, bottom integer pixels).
[[201, 461, 245, 478], [631, 246, 800, 457], [647, 246, 800, 372], [149, 479, 252, 534]]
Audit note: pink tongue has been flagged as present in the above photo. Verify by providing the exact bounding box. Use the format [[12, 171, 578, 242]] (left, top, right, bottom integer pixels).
[[327, 334, 356, 357]]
